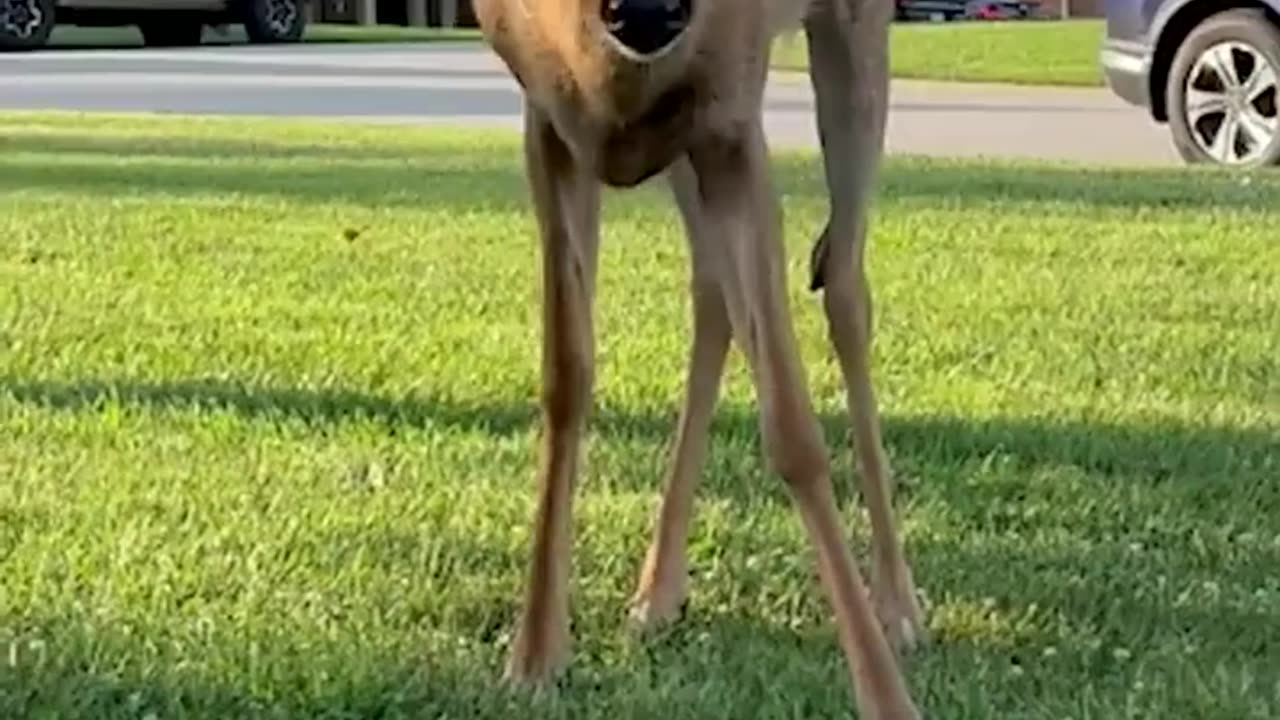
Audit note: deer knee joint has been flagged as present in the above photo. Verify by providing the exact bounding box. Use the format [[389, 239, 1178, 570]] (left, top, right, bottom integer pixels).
[[761, 411, 830, 490]]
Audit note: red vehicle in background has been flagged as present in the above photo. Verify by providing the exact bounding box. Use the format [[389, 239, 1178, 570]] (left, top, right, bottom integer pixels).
[[896, 0, 1040, 21], [967, 1, 1031, 19]]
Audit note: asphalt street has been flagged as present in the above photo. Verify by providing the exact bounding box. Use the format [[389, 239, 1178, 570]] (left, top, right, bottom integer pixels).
[[0, 42, 1182, 166]]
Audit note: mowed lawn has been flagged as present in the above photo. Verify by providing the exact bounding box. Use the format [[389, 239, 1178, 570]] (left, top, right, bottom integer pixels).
[[777, 19, 1107, 86], [50, 19, 1107, 87], [1, 113, 1278, 719]]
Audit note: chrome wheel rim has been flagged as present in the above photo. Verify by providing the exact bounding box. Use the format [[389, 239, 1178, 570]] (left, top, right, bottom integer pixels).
[[0, 0, 43, 39], [264, 0, 298, 35], [1184, 40, 1280, 165]]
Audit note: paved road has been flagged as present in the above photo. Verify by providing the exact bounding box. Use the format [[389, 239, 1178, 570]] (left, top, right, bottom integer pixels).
[[0, 42, 1182, 166]]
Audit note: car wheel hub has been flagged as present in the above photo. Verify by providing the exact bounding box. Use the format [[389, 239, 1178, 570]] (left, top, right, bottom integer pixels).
[[1184, 40, 1280, 165], [1, 0, 43, 39], [264, 0, 297, 34]]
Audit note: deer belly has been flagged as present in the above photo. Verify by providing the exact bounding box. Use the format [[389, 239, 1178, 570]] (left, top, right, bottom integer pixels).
[[597, 84, 697, 187]]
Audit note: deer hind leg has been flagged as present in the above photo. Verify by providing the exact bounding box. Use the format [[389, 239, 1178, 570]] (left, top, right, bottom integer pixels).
[[804, 0, 926, 653], [629, 156, 733, 632], [503, 101, 602, 687], [688, 121, 920, 720]]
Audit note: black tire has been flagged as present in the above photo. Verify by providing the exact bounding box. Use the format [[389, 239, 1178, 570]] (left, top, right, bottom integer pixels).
[[139, 18, 205, 47], [1165, 8, 1280, 168], [0, 0, 54, 51], [242, 0, 306, 43]]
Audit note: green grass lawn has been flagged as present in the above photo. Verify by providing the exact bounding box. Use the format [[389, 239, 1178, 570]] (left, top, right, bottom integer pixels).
[[775, 19, 1107, 86], [2, 112, 1277, 719], [50, 19, 1105, 87]]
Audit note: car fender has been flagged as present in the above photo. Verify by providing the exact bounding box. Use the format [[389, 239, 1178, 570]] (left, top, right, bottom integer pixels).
[[1146, 0, 1280, 46], [1139, 0, 1280, 120]]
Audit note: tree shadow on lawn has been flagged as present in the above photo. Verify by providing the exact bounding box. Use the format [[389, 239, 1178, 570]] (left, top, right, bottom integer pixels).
[[0, 619, 605, 720], [0, 130, 514, 165], [2, 374, 1272, 495], [2, 129, 1277, 213], [0, 578, 882, 720], [5, 376, 1276, 717], [9, 376, 1274, 599], [0, 612, 894, 720], [3, 521, 1275, 720]]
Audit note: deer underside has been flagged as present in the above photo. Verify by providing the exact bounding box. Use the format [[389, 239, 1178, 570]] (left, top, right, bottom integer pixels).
[[597, 82, 700, 186]]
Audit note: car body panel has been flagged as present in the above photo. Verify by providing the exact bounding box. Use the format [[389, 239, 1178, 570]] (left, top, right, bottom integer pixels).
[[1100, 0, 1155, 108], [1099, 37, 1150, 107], [1148, 0, 1280, 45], [1103, 0, 1146, 42], [1101, 0, 1280, 114], [1108, 0, 1280, 45]]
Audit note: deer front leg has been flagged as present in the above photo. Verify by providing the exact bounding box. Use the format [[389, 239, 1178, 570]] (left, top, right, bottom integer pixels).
[[629, 156, 733, 632], [804, 0, 926, 653], [688, 123, 920, 720], [503, 102, 602, 687]]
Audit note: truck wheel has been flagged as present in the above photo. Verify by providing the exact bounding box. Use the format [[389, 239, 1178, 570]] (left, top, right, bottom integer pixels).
[[243, 0, 305, 43], [0, 0, 54, 51]]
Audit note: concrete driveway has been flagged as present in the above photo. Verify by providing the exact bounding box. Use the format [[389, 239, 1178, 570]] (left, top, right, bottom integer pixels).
[[0, 42, 1182, 166]]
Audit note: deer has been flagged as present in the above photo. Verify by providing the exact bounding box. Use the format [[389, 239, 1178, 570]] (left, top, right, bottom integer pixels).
[[468, 0, 927, 716]]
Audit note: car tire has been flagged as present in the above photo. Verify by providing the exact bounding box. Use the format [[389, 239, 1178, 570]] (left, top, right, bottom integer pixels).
[[1165, 8, 1280, 168], [0, 0, 55, 51], [139, 18, 206, 47], [242, 0, 306, 43]]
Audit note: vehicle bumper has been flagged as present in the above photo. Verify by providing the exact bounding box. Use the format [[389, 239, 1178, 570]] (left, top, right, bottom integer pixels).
[[1099, 39, 1151, 109]]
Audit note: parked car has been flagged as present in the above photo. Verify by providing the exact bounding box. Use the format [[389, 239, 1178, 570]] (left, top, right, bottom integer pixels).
[[896, 0, 1038, 21], [964, 0, 1038, 20], [0, 0, 307, 50], [1102, 0, 1280, 167]]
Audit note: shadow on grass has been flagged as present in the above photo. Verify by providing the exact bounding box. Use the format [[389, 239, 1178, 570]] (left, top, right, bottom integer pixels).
[[0, 620, 530, 720], [2, 129, 1277, 213], [0, 130, 516, 165], [0, 611, 879, 720], [0, 135, 529, 213], [4, 378, 1276, 717], [2, 375, 1271, 486], [3, 518, 1275, 720]]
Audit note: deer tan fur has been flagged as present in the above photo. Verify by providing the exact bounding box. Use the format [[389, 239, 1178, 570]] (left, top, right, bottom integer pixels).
[[471, 0, 927, 716]]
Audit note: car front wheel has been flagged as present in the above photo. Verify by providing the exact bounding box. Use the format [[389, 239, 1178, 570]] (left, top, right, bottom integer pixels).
[[0, 0, 54, 51], [243, 0, 305, 43], [1166, 8, 1280, 168]]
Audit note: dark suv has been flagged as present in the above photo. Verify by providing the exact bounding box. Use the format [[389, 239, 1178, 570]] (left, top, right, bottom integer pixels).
[[1101, 0, 1280, 167], [0, 0, 306, 50]]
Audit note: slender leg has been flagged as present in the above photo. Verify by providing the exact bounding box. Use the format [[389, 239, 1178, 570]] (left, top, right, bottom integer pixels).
[[804, 0, 926, 652], [689, 123, 920, 720], [503, 102, 602, 686], [629, 156, 733, 631]]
